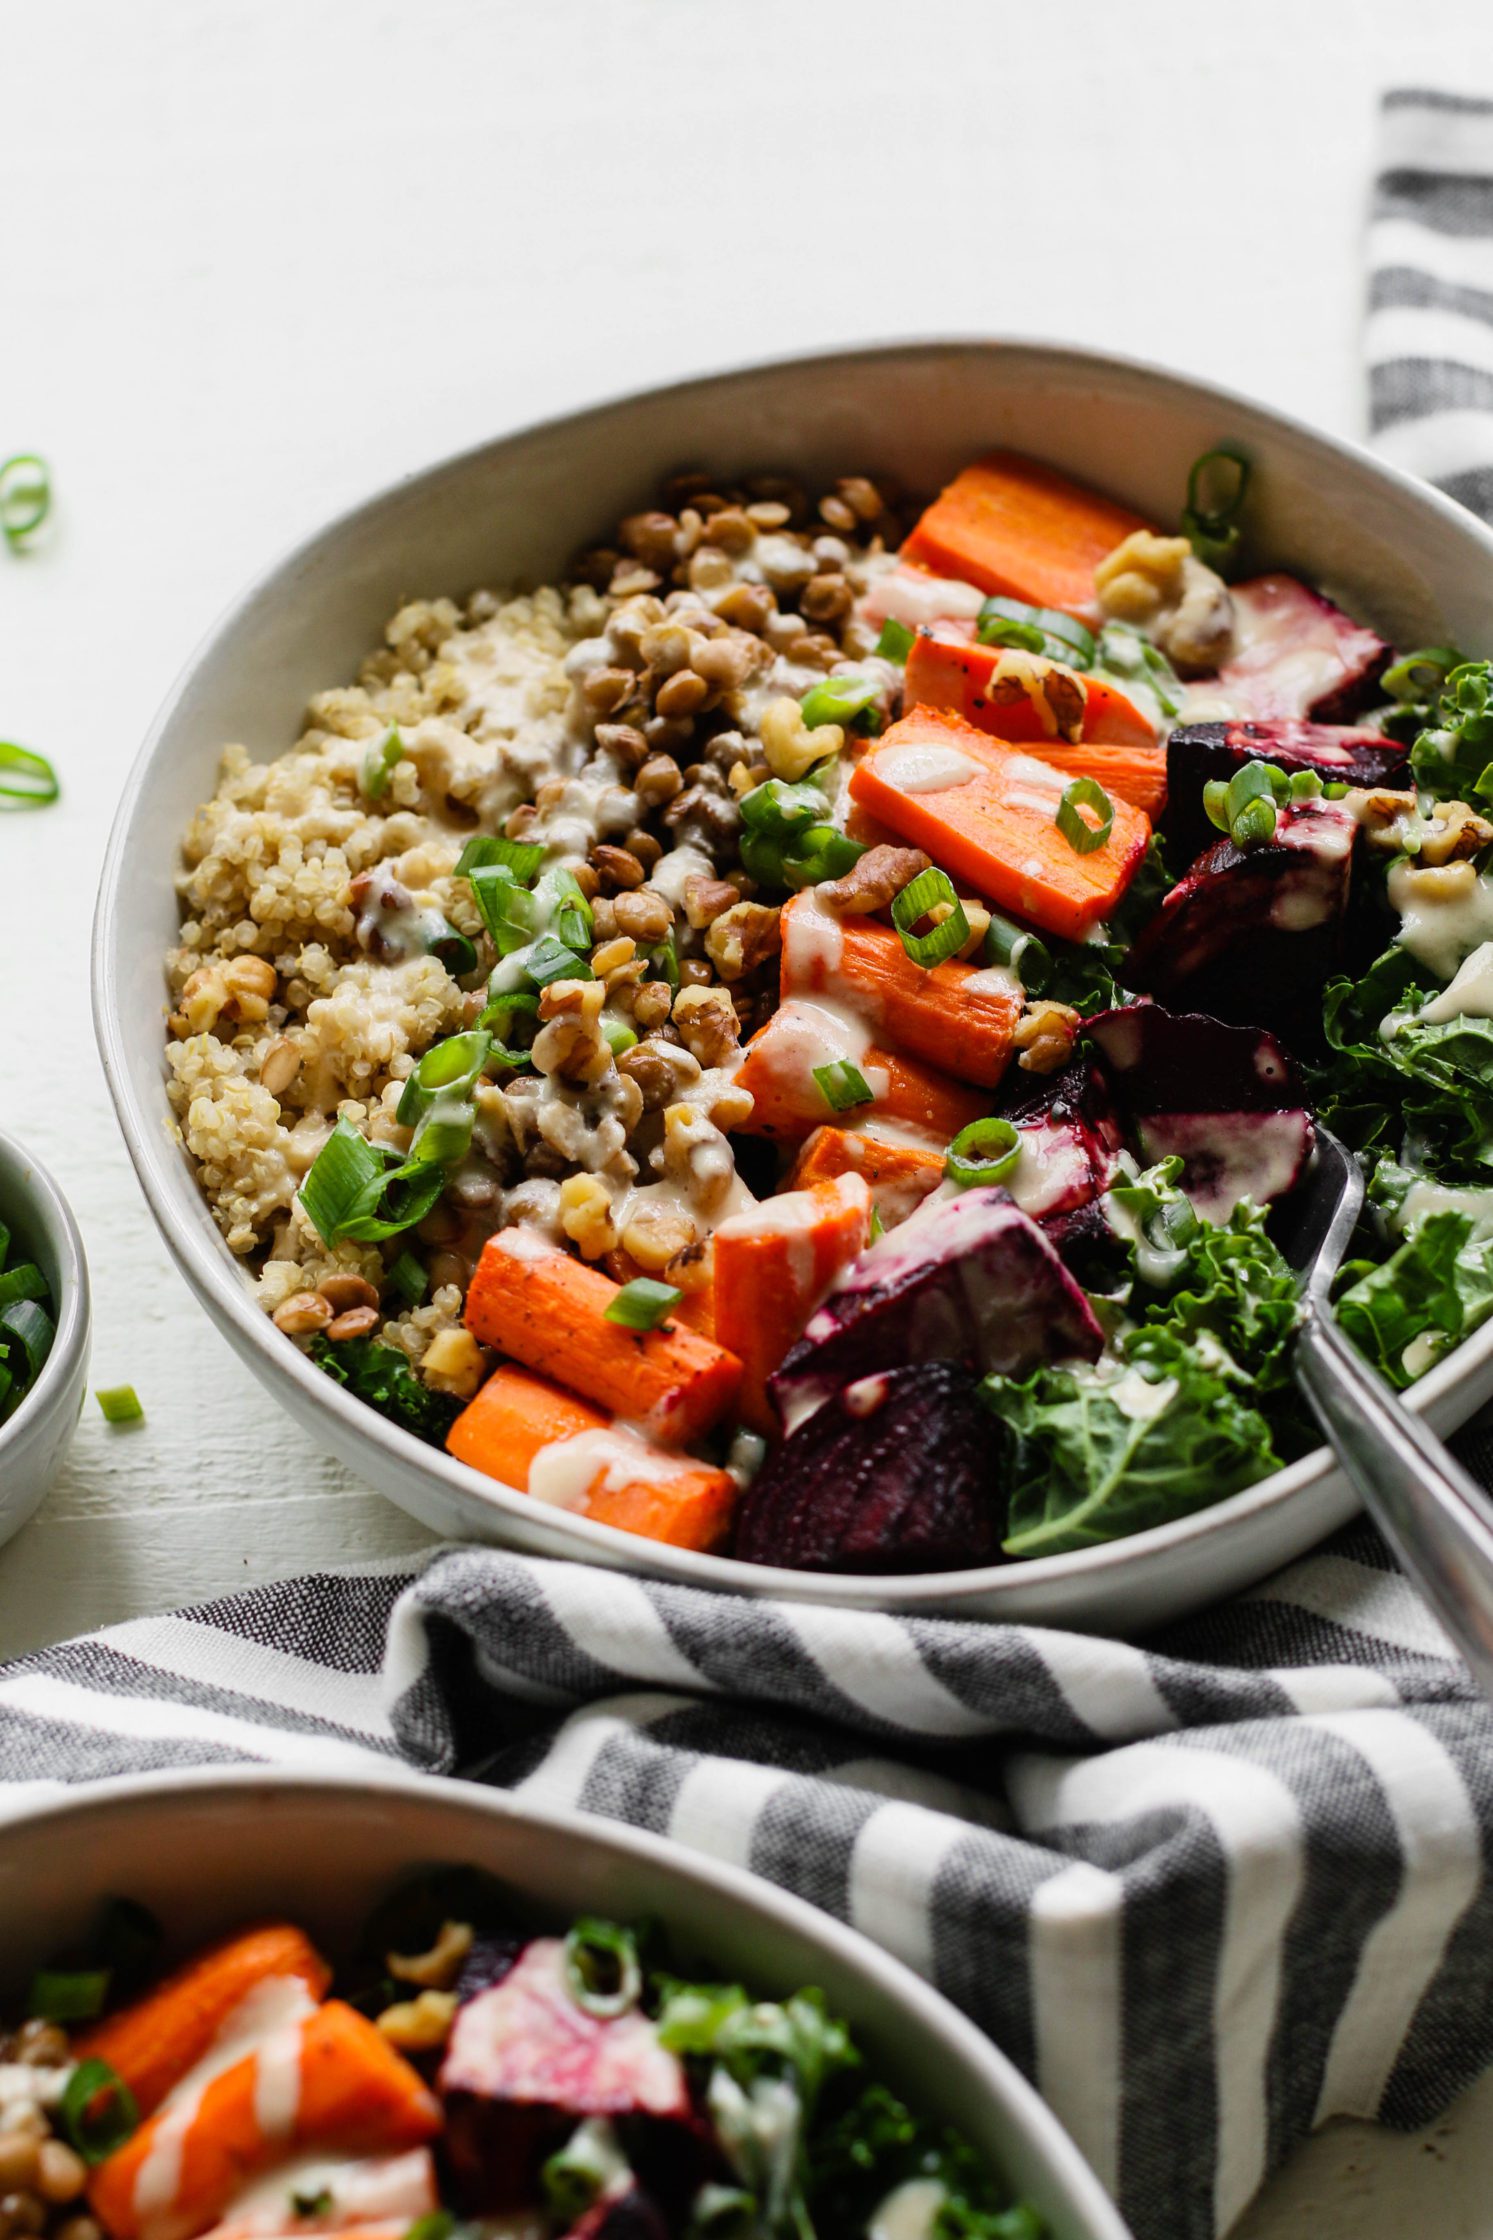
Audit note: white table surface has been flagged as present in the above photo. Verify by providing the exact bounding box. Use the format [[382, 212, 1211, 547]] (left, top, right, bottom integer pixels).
[[4, 0, 1491, 2228]]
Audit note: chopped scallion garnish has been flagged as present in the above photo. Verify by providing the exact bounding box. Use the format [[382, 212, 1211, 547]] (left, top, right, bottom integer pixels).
[[395, 1031, 492, 1128], [95, 1386, 144, 1425], [563, 1918, 643, 2017], [890, 865, 968, 966], [945, 1117, 1022, 1189], [812, 1060, 874, 1113], [1382, 646, 1460, 704], [299, 1116, 448, 1248], [605, 1277, 683, 1331], [29, 1968, 111, 2021], [62, 2059, 139, 2165], [602, 1017, 638, 1056], [456, 832, 546, 883], [0, 454, 51, 548], [468, 865, 538, 954], [800, 673, 879, 729], [1181, 443, 1251, 576], [0, 740, 59, 808], [978, 596, 1095, 669], [1055, 778, 1114, 856], [360, 727, 404, 800], [983, 910, 1051, 996], [525, 934, 592, 987], [874, 618, 915, 663]]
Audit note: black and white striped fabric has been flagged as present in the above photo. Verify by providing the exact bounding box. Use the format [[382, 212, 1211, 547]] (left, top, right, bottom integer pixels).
[[1369, 89, 1493, 510], [4, 1514, 1493, 2240]]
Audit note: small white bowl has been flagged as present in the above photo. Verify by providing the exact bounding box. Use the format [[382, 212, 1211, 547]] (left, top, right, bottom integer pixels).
[[0, 1769, 1129, 2240], [93, 338, 1493, 1631], [0, 1128, 90, 1542]]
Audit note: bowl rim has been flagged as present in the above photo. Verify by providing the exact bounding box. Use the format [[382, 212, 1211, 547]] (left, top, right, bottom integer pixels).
[[91, 331, 1493, 1604], [0, 1125, 91, 1454], [0, 1762, 1131, 2240]]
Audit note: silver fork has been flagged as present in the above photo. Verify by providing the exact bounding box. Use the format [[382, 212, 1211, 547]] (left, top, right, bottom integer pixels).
[[1287, 1125, 1493, 1698]]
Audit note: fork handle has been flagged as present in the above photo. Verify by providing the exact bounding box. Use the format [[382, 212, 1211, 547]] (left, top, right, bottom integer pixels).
[[1295, 1309, 1493, 1698]]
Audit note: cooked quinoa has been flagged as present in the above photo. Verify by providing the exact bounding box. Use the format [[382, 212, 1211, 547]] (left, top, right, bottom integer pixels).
[[168, 472, 911, 1398]]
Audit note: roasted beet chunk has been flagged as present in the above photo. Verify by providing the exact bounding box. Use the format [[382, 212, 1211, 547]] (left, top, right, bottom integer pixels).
[[1125, 797, 1356, 1044], [1215, 575, 1390, 724], [440, 1939, 693, 2211], [563, 2190, 671, 2239], [735, 1363, 1002, 1572], [994, 1054, 1123, 1220], [1166, 718, 1409, 861], [769, 1188, 1103, 1427], [1086, 1003, 1313, 1219]]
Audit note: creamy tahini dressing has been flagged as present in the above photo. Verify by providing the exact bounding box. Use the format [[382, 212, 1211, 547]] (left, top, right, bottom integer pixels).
[[528, 1425, 701, 1512], [759, 998, 890, 1101], [782, 891, 847, 981], [857, 564, 986, 632], [873, 742, 984, 794], [132, 1977, 319, 2225], [1397, 1178, 1493, 1242], [1389, 861, 1493, 980], [228, 2149, 436, 2229], [868, 2177, 949, 2240], [1390, 939, 1493, 1029]]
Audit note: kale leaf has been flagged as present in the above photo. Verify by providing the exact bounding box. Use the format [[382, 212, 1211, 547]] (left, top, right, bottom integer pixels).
[[805, 2081, 1040, 2240], [307, 1333, 461, 1446], [988, 1328, 1280, 1560], [1109, 1159, 1301, 1387], [1316, 948, 1493, 1177], [1335, 1209, 1493, 1388], [1410, 659, 1493, 802]]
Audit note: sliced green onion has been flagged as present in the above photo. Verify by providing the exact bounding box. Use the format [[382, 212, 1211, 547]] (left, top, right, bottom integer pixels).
[[1181, 443, 1251, 575], [890, 865, 969, 966], [602, 1017, 638, 1057], [875, 618, 915, 663], [299, 1117, 448, 1248], [1288, 767, 1324, 801], [813, 1061, 874, 1113], [1094, 622, 1184, 718], [542, 2122, 625, 2223], [477, 984, 540, 1040], [1230, 796, 1278, 848], [1055, 778, 1114, 856], [1322, 780, 1350, 799], [456, 832, 545, 883], [62, 2059, 139, 2165], [95, 1386, 144, 1425], [605, 1277, 682, 1331], [978, 596, 1095, 668], [525, 934, 592, 987], [395, 1031, 492, 1127], [563, 1919, 642, 2018], [0, 1263, 46, 1311], [0, 741, 59, 808], [740, 778, 825, 837], [651, 933, 680, 990], [541, 867, 594, 952], [1209, 759, 1287, 849], [945, 1117, 1022, 1189], [983, 911, 1051, 996], [468, 865, 538, 954], [800, 674, 879, 729], [868, 1203, 886, 1244], [387, 1249, 428, 1309], [28, 1968, 111, 2021], [687, 2186, 760, 2238], [1383, 647, 1461, 703], [403, 2217, 457, 2240], [0, 454, 51, 548], [427, 921, 478, 979], [1, 1298, 54, 1383], [360, 727, 404, 800]]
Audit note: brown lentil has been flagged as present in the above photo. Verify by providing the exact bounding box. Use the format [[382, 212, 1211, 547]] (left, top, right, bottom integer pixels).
[[590, 843, 646, 892], [272, 1290, 335, 1336], [318, 1273, 379, 1313], [326, 1304, 380, 1341]]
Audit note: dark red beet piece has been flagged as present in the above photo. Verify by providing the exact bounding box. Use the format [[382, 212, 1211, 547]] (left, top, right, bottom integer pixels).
[[1166, 717, 1409, 861], [1215, 576, 1390, 724], [1125, 797, 1356, 1045], [996, 1054, 1123, 1220], [735, 1363, 1002, 1572], [562, 2191, 671, 2240], [768, 1188, 1102, 1427]]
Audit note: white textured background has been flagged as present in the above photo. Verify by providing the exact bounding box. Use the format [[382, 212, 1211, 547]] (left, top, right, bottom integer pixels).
[[3, 0, 1492, 2228]]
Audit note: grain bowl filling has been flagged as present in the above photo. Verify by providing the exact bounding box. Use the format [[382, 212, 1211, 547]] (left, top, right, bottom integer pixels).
[[168, 448, 1493, 1571]]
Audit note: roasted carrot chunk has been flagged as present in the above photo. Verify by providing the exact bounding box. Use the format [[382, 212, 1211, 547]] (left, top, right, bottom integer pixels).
[[448, 1364, 738, 1550], [904, 632, 1157, 752], [732, 1002, 987, 1144], [76, 1925, 331, 2119], [91, 2002, 439, 2240], [848, 708, 1150, 941], [786, 1126, 948, 1228], [779, 892, 1020, 1091], [713, 1175, 871, 1433], [463, 1230, 742, 1447], [902, 450, 1148, 616]]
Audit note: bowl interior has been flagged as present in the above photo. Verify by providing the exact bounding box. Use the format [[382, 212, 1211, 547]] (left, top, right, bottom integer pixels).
[[94, 338, 1493, 1620], [0, 1772, 1128, 2240]]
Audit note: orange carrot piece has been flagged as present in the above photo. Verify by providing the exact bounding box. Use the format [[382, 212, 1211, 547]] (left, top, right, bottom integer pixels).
[[786, 1126, 948, 1228], [779, 893, 1021, 1090], [732, 1003, 987, 1143], [447, 1364, 738, 1550], [463, 1231, 742, 1447], [713, 1175, 871, 1433], [901, 451, 1148, 616], [848, 708, 1151, 941], [91, 2002, 439, 2240], [76, 1926, 331, 2120], [904, 632, 1157, 752], [995, 737, 1168, 820], [602, 1250, 716, 1339]]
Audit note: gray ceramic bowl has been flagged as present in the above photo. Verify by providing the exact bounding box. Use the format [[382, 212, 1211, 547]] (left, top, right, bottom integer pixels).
[[0, 1128, 90, 1541], [0, 1769, 1129, 2240], [92, 338, 1493, 1631]]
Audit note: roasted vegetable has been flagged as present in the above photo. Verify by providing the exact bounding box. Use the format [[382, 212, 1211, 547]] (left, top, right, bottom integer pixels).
[[1165, 717, 1409, 862], [735, 1363, 1001, 1572], [308, 1334, 462, 1447], [1214, 575, 1391, 724]]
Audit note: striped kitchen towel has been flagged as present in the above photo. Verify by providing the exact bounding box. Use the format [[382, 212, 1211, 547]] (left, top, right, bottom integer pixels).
[[1, 1517, 1491, 2240], [1369, 89, 1493, 512]]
